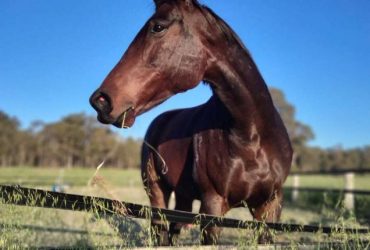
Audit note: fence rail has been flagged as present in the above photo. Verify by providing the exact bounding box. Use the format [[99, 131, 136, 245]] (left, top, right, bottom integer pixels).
[[0, 185, 369, 235], [0, 223, 114, 236], [290, 168, 370, 175], [289, 169, 370, 210], [284, 187, 370, 196]]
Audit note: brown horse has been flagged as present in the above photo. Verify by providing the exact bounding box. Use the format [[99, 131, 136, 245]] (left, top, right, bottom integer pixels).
[[90, 0, 292, 245]]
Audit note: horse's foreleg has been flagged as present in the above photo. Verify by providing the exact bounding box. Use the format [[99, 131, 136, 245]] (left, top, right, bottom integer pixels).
[[199, 193, 228, 245], [147, 181, 171, 246], [249, 189, 283, 244], [169, 193, 193, 245], [142, 156, 171, 246]]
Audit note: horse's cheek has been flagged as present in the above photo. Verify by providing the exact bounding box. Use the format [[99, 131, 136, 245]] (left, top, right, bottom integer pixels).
[[146, 47, 170, 69]]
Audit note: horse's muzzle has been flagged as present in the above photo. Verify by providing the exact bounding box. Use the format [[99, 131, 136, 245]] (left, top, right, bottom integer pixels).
[[90, 90, 116, 124], [90, 90, 136, 128]]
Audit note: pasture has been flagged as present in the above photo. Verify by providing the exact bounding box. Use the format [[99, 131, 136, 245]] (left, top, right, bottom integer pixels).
[[1, 167, 370, 248]]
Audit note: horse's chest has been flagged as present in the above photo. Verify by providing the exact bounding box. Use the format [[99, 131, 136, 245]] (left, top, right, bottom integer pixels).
[[192, 130, 274, 203]]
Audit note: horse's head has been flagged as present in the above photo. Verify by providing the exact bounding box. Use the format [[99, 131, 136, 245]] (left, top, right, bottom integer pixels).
[[90, 0, 224, 128]]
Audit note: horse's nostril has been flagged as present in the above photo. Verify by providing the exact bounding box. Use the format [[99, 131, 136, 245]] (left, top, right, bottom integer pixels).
[[90, 91, 113, 114], [98, 96, 106, 103]]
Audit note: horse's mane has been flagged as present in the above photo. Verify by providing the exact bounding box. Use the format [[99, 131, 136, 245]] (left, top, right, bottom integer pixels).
[[193, 1, 252, 56]]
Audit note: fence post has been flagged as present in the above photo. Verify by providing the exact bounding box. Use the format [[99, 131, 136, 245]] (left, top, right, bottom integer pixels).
[[292, 174, 300, 202], [344, 172, 354, 210]]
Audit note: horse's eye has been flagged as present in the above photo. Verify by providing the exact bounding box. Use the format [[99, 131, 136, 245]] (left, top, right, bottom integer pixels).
[[151, 24, 166, 33]]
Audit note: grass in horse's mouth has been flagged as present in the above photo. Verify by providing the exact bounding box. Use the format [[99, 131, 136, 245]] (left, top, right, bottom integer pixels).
[[118, 107, 135, 129], [121, 110, 128, 129]]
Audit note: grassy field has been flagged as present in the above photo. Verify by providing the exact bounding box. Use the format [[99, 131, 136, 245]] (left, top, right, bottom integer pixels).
[[1, 167, 370, 248], [0, 167, 142, 188], [2, 166, 370, 189]]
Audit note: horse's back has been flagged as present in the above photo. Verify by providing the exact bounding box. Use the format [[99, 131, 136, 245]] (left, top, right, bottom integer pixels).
[[143, 95, 230, 147]]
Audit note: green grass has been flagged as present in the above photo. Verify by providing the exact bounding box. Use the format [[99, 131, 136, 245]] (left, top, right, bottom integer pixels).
[[2, 167, 370, 190], [0, 166, 142, 188], [0, 167, 370, 248]]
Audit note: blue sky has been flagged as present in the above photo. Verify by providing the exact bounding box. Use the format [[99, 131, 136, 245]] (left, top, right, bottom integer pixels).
[[1, 0, 369, 149]]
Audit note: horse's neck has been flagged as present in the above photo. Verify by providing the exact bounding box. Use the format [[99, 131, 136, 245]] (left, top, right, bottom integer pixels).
[[205, 45, 277, 140]]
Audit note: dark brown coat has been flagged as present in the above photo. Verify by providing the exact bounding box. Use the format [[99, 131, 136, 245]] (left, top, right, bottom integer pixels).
[[90, 0, 293, 245]]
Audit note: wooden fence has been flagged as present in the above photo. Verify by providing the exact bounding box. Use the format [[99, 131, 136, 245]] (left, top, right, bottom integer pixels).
[[289, 169, 370, 210]]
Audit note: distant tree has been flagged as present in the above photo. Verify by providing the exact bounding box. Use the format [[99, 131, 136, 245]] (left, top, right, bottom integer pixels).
[[32, 113, 142, 168], [37, 114, 83, 167], [270, 88, 314, 170], [114, 137, 142, 169], [343, 149, 362, 169], [0, 111, 21, 166], [360, 146, 370, 169], [297, 147, 322, 171], [84, 119, 118, 167]]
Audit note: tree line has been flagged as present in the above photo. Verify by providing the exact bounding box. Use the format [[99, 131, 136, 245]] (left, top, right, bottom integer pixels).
[[0, 112, 141, 168], [269, 88, 370, 171], [0, 87, 369, 171]]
